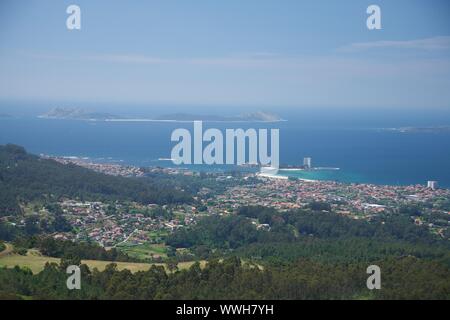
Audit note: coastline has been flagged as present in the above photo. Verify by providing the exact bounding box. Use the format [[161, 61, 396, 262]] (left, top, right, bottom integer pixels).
[[256, 172, 289, 180], [40, 153, 449, 189], [257, 172, 317, 182]]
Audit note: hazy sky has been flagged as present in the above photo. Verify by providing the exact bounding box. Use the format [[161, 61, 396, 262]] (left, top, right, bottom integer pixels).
[[0, 0, 450, 109]]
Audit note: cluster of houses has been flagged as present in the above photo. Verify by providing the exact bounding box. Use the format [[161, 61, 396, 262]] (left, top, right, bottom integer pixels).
[[55, 200, 199, 248], [200, 175, 450, 236]]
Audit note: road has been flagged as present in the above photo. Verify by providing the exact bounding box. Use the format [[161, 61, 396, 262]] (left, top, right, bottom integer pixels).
[[0, 243, 13, 257], [114, 229, 138, 248]]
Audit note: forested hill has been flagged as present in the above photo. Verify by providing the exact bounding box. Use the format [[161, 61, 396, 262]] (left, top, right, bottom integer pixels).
[[0, 144, 192, 216]]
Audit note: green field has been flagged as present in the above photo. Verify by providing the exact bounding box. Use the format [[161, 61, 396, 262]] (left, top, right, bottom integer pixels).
[[147, 230, 170, 241], [0, 246, 206, 274], [116, 242, 168, 260]]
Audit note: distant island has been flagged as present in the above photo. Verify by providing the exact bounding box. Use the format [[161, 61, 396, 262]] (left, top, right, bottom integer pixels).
[[0, 113, 11, 118], [39, 107, 121, 121], [382, 126, 450, 133], [39, 108, 284, 123], [154, 111, 283, 122]]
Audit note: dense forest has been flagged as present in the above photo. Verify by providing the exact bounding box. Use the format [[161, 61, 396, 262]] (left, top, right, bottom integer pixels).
[[166, 206, 450, 266], [168, 206, 445, 246], [0, 256, 449, 300], [0, 144, 192, 216]]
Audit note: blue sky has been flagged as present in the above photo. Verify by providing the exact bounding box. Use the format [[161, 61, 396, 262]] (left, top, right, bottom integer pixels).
[[0, 0, 450, 110]]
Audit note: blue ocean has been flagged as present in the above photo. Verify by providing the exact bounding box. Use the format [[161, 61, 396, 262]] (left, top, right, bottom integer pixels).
[[1, 105, 450, 188]]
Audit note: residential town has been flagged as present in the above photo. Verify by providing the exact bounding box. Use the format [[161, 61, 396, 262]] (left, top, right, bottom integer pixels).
[[13, 157, 449, 249]]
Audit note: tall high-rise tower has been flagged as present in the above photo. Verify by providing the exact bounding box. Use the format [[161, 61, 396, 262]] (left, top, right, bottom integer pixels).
[[427, 181, 438, 190], [303, 157, 312, 169]]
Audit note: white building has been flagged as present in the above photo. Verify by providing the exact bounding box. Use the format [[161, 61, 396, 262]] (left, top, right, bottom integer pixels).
[[427, 180, 438, 190], [303, 157, 312, 169]]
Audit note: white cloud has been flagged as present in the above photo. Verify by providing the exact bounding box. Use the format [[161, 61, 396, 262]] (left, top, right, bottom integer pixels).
[[22, 51, 284, 68], [337, 36, 450, 52], [85, 53, 286, 68]]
